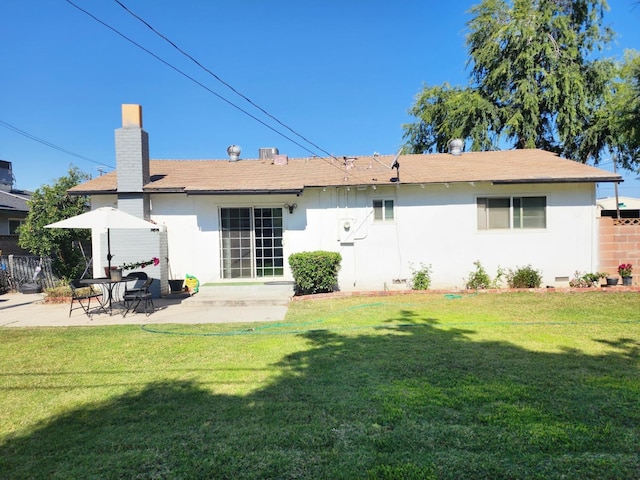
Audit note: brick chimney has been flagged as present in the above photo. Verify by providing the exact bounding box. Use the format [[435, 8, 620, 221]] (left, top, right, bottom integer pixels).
[[115, 104, 150, 218]]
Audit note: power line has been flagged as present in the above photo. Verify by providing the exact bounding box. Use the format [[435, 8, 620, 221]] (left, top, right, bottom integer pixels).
[[109, 0, 420, 186], [64, 0, 331, 161], [112, 0, 336, 161], [64, 0, 380, 186], [0, 119, 112, 168]]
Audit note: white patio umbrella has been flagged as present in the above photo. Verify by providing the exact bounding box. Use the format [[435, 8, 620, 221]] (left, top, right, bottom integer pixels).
[[45, 207, 158, 272]]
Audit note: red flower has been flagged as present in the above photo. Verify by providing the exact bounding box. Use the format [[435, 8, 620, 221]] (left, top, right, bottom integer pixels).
[[121, 257, 161, 270], [618, 263, 632, 277]]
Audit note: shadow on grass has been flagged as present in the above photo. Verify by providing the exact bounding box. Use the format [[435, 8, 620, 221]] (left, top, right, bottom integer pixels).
[[1, 320, 638, 479]]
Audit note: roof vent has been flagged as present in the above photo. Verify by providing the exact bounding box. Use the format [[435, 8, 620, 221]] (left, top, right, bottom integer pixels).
[[273, 154, 288, 165], [227, 144, 241, 161], [448, 139, 463, 156], [259, 147, 279, 159]]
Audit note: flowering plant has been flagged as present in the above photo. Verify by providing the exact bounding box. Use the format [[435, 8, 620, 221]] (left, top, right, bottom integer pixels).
[[121, 257, 160, 270], [618, 263, 632, 277]]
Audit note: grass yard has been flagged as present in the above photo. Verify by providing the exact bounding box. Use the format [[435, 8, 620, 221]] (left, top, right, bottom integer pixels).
[[0, 291, 639, 479]]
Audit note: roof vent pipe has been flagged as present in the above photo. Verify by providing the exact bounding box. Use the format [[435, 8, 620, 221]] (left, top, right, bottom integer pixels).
[[227, 144, 241, 161], [448, 139, 463, 156]]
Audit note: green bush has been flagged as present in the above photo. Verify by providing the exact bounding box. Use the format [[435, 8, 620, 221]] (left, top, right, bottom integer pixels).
[[288, 251, 342, 295], [409, 263, 432, 290], [569, 271, 607, 288], [506, 264, 543, 288], [465, 260, 503, 289]]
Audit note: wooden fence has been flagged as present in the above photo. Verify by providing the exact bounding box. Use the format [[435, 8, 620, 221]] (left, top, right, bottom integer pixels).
[[0, 255, 57, 293]]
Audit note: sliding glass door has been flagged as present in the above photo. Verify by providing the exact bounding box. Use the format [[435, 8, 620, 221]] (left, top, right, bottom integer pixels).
[[220, 207, 284, 279]]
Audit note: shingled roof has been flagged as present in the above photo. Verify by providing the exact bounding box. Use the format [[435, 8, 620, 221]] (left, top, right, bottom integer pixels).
[[69, 149, 621, 195], [0, 188, 31, 213]]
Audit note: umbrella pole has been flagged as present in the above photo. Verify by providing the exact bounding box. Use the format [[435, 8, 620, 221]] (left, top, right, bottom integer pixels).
[[107, 229, 112, 272]]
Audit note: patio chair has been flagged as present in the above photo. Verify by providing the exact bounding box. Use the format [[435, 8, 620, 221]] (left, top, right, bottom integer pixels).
[[123, 271, 148, 296], [123, 276, 154, 317], [69, 279, 102, 317]]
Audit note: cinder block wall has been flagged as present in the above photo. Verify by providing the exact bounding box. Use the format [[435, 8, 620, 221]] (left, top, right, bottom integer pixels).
[[598, 217, 640, 282]]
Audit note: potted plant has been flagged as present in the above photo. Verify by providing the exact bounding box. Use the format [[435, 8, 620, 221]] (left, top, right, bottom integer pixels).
[[618, 263, 633, 286], [570, 271, 608, 288], [168, 278, 185, 293], [166, 257, 185, 293]]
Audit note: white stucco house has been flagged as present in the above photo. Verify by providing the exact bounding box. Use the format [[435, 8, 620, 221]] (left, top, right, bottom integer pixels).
[[69, 105, 621, 295]]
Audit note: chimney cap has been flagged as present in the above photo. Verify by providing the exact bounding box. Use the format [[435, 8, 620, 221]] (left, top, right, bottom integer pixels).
[[122, 104, 143, 128]]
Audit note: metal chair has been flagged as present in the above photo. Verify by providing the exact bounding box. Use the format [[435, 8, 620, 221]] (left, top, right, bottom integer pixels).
[[123, 271, 148, 296], [123, 276, 154, 317], [69, 279, 102, 317]]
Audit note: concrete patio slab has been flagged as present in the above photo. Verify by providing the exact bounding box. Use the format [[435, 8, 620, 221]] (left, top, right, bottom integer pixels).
[[0, 287, 290, 328]]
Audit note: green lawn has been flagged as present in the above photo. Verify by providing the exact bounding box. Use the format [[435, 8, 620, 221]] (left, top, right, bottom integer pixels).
[[1, 292, 639, 479]]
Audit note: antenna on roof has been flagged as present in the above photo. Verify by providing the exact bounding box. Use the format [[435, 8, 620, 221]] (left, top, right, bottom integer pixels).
[[390, 157, 400, 183], [372, 147, 403, 170]]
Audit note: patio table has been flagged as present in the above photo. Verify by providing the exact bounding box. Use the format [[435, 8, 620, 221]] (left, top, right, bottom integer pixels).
[[80, 276, 135, 315]]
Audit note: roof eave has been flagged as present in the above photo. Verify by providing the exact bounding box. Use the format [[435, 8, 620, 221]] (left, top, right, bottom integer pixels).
[[67, 188, 116, 196], [492, 177, 622, 185], [184, 188, 304, 196]]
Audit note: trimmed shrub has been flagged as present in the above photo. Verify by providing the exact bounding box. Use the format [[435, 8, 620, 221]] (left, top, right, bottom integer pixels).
[[288, 251, 342, 295], [506, 265, 543, 288]]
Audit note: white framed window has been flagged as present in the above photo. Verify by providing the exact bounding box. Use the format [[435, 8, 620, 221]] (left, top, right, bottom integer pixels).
[[477, 196, 546, 230], [8, 219, 24, 235], [373, 199, 394, 221]]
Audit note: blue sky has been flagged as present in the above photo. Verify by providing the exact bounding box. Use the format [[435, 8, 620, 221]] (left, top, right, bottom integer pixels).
[[1, 1, 639, 198]]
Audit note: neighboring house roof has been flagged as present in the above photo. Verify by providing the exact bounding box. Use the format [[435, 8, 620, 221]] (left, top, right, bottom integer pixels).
[[69, 149, 621, 195], [597, 196, 640, 210], [0, 188, 31, 214]]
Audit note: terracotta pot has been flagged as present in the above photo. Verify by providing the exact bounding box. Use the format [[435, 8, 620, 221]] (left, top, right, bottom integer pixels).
[[109, 268, 123, 281], [104, 266, 119, 278]]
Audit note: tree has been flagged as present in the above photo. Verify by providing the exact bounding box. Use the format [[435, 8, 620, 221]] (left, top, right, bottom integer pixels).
[[609, 51, 640, 168], [403, 0, 618, 164], [18, 166, 91, 280]]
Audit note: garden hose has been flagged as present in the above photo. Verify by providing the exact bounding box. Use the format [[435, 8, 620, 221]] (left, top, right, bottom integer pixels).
[[140, 294, 478, 337]]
